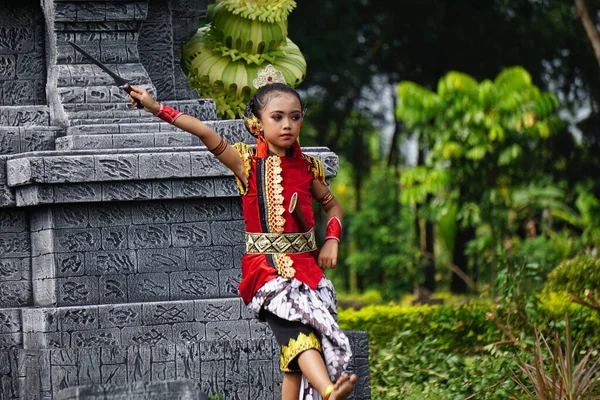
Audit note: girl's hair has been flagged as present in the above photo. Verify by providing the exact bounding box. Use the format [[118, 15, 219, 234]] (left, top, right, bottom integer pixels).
[[247, 83, 302, 119]]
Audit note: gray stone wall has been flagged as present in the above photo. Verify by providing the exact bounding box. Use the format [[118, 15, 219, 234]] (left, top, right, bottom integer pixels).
[[0, 0, 47, 106]]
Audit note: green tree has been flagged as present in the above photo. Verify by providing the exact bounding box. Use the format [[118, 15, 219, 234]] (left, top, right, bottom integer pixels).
[[396, 66, 564, 293]]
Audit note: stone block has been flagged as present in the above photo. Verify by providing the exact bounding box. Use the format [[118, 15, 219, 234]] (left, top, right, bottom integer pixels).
[[170, 271, 219, 300], [210, 220, 245, 246], [98, 304, 142, 329], [142, 302, 194, 325], [54, 183, 103, 204], [128, 223, 171, 248], [183, 198, 232, 221], [190, 152, 230, 177], [43, 156, 95, 183], [113, 134, 154, 148], [132, 200, 183, 224], [127, 272, 170, 303], [102, 181, 153, 201], [54, 228, 102, 253], [217, 269, 240, 297], [58, 276, 100, 306], [151, 181, 173, 199], [121, 324, 172, 347], [170, 221, 211, 247], [137, 248, 185, 273], [154, 133, 196, 148], [0, 127, 20, 154], [0, 256, 30, 281], [213, 178, 240, 197], [99, 274, 129, 303], [186, 246, 232, 272], [138, 152, 191, 179], [195, 298, 242, 322], [88, 203, 132, 227], [86, 250, 137, 275]]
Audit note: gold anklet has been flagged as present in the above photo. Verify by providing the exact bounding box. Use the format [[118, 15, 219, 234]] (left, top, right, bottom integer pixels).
[[322, 384, 335, 400]]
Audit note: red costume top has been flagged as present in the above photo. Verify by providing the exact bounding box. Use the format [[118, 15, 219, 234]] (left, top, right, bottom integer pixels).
[[233, 142, 327, 304]]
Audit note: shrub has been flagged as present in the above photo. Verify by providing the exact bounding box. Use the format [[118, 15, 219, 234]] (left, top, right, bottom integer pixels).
[[338, 301, 500, 354], [371, 333, 520, 399], [544, 255, 600, 297]]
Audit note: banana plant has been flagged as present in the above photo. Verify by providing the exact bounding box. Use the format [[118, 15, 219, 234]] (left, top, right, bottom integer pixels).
[[182, 0, 307, 118]]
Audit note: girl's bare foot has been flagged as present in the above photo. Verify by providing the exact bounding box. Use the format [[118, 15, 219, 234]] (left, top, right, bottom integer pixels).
[[330, 373, 358, 400]]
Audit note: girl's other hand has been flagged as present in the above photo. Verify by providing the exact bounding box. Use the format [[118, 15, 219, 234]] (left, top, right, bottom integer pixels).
[[127, 86, 160, 114], [318, 239, 339, 269]]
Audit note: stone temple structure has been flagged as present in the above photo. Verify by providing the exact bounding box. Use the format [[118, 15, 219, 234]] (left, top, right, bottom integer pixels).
[[0, 0, 371, 399]]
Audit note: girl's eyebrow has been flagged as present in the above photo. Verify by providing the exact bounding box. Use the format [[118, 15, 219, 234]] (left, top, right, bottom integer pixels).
[[269, 109, 302, 114]]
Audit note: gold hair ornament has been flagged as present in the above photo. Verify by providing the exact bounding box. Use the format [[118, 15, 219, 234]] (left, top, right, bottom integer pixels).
[[252, 64, 287, 89]]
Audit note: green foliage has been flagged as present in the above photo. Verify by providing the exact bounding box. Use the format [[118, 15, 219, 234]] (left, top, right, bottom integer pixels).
[[552, 187, 600, 250], [371, 334, 520, 399], [511, 319, 600, 400], [504, 235, 575, 284], [338, 301, 500, 353], [337, 289, 382, 310], [350, 294, 600, 399], [544, 255, 600, 298], [396, 66, 566, 289], [345, 166, 423, 299]]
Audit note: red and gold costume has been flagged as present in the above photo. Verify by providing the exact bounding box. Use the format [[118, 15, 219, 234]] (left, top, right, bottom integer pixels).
[[233, 140, 326, 304], [232, 140, 352, 399]]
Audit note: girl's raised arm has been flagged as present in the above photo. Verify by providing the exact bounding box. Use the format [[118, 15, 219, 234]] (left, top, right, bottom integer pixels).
[[128, 86, 247, 187]]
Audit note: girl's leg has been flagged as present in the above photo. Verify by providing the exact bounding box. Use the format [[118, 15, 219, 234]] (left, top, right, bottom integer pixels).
[[281, 372, 302, 400], [297, 349, 357, 400]]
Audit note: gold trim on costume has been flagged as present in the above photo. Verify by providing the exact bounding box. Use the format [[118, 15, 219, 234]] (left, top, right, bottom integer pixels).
[[265, 156, 285, 234], [280, 331, 322, 372], [303, 155, 327, 186], [245, 229, 317, 254], [274, 253, 295, 279], [232, 142, 253, 195]]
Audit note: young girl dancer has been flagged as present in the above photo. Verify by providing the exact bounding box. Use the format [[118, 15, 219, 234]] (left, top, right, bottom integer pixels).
[[128, 65, 358, 400]]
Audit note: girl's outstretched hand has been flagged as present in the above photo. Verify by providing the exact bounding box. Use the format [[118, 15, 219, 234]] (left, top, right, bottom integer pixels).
[[318, 239, 339, 269], [127, 86, 160, 114]]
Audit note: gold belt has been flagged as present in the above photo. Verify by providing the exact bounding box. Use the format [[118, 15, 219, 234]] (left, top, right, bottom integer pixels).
[[245, 228, 317, 254]]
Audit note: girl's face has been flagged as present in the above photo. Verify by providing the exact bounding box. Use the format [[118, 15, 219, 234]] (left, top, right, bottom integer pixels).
[[259, 92, 303, 156]]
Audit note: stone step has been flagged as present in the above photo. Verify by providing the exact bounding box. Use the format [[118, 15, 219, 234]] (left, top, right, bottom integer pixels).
[[6, 147, 337, 187], [5, 147, 337, 207], [17, 331, 370, 400], [21, 298, 265, 350], [56, 379, 209, 400], [63, 99, 218, 126], [56, 120, 251, 151]]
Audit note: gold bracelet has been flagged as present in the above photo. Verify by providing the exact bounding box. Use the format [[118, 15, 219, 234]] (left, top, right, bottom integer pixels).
[[322, 384, 335, 400]]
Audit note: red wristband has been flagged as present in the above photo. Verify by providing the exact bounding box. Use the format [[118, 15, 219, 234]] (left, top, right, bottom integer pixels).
[[154, 104, 183, 124], [325, 216, 342, 242]]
